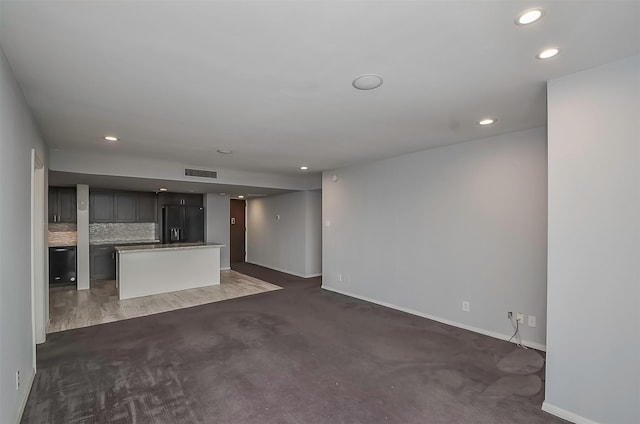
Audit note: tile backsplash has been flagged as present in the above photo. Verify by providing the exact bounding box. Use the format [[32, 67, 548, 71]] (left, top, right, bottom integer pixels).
[[90, 223, 158, 244], [48, 223, 78, 247], [49, 223, 77, 232], [48, 231, 77, 247]]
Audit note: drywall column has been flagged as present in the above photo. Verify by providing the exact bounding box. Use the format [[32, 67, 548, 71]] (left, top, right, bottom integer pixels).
[[545, 55, 640, 424], [76, 184, 90, 290], [304, 190, 322, 277], [205, 194, 231, 270]]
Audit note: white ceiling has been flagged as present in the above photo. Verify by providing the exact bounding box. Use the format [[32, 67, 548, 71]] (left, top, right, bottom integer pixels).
[[2, 1, 639, 176]]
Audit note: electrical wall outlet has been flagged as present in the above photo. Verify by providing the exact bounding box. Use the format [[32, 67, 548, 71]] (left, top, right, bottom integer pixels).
[[462, 301, 470, 312], [507, 311, 513, 319], [516, 313, 524, 323], [528, 315, 537, 327], [15, 370, 20, 391]]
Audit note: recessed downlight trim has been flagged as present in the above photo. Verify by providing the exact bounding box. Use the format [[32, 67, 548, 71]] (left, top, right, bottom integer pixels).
[[352, 74, 384, 90], [478, 118, 496, 126], [300, 166, 309, 170], [104, 136, 119, 142], [238, 195, 245, 199], [537, 47, 559, 59], [216, 149, 233, 154], [159, 187, 168, 192], [516, 8, 544, 25]]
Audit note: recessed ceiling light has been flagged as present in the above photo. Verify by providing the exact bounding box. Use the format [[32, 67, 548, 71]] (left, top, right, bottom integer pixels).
[[104, 136, 119, 142], [217, 149, 232, 154], [537, 48, 559, 59], [219, 193, 227, 196], [516, 8, 544, 25], [478, 118, 496, 126], [352, 74, 383, 90], [159, 188, 168, 192], [300, 166, 309, 170], [238, 195, 245, 199]]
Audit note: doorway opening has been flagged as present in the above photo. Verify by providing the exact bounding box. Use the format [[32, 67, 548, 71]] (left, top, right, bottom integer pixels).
[[30, 148, 46, 365], [229, 199, 246, 264]]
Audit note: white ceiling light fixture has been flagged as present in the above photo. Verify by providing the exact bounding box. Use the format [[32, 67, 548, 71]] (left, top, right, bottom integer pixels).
[[238, 195, 244, 199], [300, 166, 308, 170], [219, 193, 227, 196], [516, 8, 544, 25], [352, 74, 383, 90], [104, 136, 119, 142], [478, 118, 496, 126], [537, 47, 559, 59], [216, 149, 232, 154], [159, 187, 168, 192]]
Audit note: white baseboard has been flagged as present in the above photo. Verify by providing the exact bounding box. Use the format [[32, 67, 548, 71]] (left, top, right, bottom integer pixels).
[[542, 401, 600, 424], [322, 285, 546, 351], [16, 367, 35, 424], [220, 267, 231, 271], [246, 261, 322, 279]]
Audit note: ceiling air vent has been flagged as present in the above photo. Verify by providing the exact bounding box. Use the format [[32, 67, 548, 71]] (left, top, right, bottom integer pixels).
[[185, 168, 217, 179]]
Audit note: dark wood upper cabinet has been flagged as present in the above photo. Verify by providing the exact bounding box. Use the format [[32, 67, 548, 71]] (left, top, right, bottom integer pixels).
[[114, 192, 137, 223], [157, 193, 203, 224], [90, 190, 159, 223], [48, 189, 57, 223], [182, 193, 203, 206], [90, 191, 115, 223], [48, 187, 77, 223], [136, 192, 157, 222], [158, 192, 203, 206]]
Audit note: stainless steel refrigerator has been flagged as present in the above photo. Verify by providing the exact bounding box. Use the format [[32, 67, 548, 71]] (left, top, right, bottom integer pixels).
[[161, 205, 205, 243]]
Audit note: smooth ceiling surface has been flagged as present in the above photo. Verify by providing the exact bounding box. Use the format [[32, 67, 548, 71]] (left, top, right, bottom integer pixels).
[[2, 1, 639, 175]]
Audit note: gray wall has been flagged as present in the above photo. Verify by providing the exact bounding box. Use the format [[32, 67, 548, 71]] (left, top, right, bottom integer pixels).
[[545, 55, 640, 424], [304, 190, 322, 277], [322, 127, 548, 348], [205, 194, 231, 270], [247, 191, 322, 277], [0, 48, 47, 424]]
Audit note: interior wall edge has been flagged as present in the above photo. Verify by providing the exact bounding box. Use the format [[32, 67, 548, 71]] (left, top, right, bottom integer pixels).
[[246, 261, 321, 280], [322, 285, 547, 352], [15, 367, 35, 424]]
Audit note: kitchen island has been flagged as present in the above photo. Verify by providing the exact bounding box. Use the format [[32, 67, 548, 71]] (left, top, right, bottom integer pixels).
[[116, 242, 224, 300]]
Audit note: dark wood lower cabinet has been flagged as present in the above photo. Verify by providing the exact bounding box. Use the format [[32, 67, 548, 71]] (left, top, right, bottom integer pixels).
[[90, 245, 116, 280]]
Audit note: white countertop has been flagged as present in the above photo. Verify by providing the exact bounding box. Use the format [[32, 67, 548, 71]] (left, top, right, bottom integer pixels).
[[115, 242, 224, 253], [91, 239, 160, 246]]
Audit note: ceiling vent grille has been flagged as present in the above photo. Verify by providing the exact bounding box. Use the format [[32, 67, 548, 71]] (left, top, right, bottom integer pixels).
[[185, 168, 217, 179]]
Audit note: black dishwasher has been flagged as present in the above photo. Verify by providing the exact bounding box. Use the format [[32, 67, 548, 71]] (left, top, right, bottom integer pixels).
[[49, 246, 77, 286]]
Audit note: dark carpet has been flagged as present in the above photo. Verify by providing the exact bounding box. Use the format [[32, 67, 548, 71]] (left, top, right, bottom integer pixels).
[[22, 265, 566, 424]]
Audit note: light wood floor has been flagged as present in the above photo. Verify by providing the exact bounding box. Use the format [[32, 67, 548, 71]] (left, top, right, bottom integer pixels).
[[48, 270, 281, 333]]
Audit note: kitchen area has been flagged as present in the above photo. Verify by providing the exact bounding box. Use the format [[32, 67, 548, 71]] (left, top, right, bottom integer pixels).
[[47, 185, 279, 332], [49, 188, 205, 284]]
